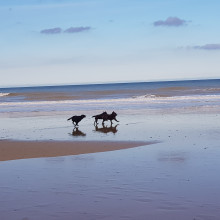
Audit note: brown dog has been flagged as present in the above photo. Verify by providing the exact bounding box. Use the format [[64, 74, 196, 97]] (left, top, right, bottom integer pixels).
[[102, 111, 119, 125], [92, 111, 108, 124]]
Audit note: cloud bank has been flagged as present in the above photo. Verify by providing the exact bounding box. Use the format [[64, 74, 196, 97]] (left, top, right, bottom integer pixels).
[[154, 17, 187, 27], [40, 26, 91, 34], [40, 27, 62, 34], [193, 44, 220, 50], [64, 26, 91, 33]]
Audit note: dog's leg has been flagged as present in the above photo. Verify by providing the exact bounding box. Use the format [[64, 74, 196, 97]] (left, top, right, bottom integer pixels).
[[94, 118, 97, 125]]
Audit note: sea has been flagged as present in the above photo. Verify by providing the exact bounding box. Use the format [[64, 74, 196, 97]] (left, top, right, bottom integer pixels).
[[0, 79, 220, 115]]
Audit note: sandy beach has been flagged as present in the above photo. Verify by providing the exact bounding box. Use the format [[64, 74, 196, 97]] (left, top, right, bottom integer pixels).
[[0, 140, 151, 161], [0, 112, 220, 220]]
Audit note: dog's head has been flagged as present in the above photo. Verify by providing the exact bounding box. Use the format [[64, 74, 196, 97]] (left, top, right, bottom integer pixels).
[[81, 114, 86, 118], [112, 111, 117, 116]]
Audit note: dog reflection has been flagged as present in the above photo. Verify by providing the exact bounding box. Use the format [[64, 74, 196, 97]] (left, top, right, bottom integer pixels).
[[71, 127, 86, 137], [94, 124, 118, 134]]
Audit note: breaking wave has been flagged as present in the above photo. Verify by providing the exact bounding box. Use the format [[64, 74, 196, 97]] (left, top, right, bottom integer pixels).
[[0, 94, 220, 105], [132, 94, 220, 101], [0, 93, 10, 97], [0, 94, 220, 113], [0, 94, 218, 105]]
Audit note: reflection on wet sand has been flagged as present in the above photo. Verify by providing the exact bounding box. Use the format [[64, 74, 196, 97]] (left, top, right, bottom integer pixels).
[[94, 124, 118, 134], [71, 127, 86, 137], [158, 152, 188, 163]]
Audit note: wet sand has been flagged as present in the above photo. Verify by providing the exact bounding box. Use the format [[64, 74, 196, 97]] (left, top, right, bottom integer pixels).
[[0, 113, 220, 220], [0, 140, 150, 161]]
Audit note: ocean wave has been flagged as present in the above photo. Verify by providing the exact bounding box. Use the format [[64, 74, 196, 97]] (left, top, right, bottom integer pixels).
[[201, 88, 220, 92], [0, 94, 220, 106], [158, 86, 190, 91], [0, 94, 220, 114], [132, 94, 220, 101], [0, 93, 10, 97], [132, 94, 158, 99]]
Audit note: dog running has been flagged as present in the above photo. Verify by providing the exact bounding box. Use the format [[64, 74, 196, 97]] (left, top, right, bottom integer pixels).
[[67, 114, 86, 126], [102, 111, 119, 125], [92, 111, 108, 124]]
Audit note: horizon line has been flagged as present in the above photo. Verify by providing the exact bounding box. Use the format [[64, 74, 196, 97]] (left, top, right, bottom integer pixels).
[[0, 77, 219, 89]]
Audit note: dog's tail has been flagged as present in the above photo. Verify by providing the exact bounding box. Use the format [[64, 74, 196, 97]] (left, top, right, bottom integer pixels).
[[67, 117, 72, 121], [92, 115, 96, 118]]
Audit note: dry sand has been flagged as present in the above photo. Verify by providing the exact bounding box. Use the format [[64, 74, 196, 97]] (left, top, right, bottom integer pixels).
[[0, 140, 151, 161]]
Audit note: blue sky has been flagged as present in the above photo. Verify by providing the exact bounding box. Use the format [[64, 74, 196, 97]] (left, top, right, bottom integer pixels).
[[0, 0, 220, 87]]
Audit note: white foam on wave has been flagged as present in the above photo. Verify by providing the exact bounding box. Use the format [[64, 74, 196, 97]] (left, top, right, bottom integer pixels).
[[0, 93, 10, 97], [132, 94, 220, 101], [0, 94, 220, 106], [132, 94, 157, 99]]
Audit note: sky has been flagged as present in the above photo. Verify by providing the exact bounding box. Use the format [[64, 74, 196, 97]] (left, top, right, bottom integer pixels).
[[0, 0, 220, 87]]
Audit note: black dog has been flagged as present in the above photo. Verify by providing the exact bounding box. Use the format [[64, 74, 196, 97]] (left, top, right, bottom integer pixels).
[[102, 111, 119, 125], [92, 111, 108, 124], [67, 114, 86, 126]]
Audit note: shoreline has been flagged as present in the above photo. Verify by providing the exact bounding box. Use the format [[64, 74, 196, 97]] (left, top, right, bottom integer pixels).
[[1, 105, 219, 119], [0, 140, 153, 162]]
